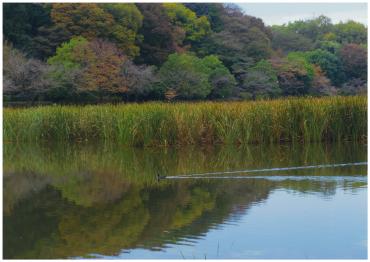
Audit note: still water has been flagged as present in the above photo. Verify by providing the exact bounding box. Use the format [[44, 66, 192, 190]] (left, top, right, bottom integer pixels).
[[3, 142, 367, 259]]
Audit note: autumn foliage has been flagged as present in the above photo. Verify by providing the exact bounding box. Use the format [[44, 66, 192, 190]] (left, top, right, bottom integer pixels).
[[3, 3, 368, 103]]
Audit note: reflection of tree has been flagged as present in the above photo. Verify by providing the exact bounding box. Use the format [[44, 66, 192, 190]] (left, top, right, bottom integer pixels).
[[277, 180, 337, 196], [50, 187, 150, 258], [4, 187, 64, 259], [4, 142, 366, 258], [5, 174, 366, 259], [4, 178, 275, 258], [170, 187, 215, 228], [5, 186, 150, 259], [3, 172, 50, 215], [54, 170, 133, 207], [138, 179, 275, 250]]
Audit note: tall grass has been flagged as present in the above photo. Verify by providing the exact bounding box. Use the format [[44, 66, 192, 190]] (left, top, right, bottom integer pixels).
[[4, 96, 367, 146]]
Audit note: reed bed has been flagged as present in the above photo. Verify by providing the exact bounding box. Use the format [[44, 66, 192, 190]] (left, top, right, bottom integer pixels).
[[4, 96, 367, 146]]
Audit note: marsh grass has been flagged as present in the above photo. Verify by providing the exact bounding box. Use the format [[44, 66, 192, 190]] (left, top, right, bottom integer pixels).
[[4, 96, 367, 146]]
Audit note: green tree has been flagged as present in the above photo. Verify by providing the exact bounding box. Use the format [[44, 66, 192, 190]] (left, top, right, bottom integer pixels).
[[314, 40, 341, 54], [271, 26, 314, 53], [305, 49, 345, 86], [286, 52, 315, 80], [285, 15, 334, 42], [201, 55, 236, 99], [159, 53, 234, 100], [47, 36, 89, 69], [47, 37, 91, 101], [334, 20, 367, 44], [163, 3, 211, 42], [194, 6, 272, 70], [101, 4, 143, 56], [50, 3, 143, 57], [31, 24, 72, 60], [184, 3, 225, 32], [159, 53, 211, 99], [3, 3, 52, 54], [240, 60, 281, 99]]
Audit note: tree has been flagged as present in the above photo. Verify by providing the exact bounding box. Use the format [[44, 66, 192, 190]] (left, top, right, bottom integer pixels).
[[284, 15, 334, 42], [101, 4, 143, 57], [47, 37, 93, 101], [158, 53, 211, 99], [339, 44, 367, 80], [2, 3, 368, 103], [51, 4, 113, 38], [45, 65, 85, 102], [270, 56, 314, 96], [159, 53, 234, 100], [31, 25, 72, 60], [80, 40, 129, 98], [271, 26, 314, 53], [309, 66, 337, 96], [3, 3, 52, 54], [314, 40, 341, 54], [201, 55, 236, 99], [50, 3, 143, 57], [305, 49, 345, 86], [208, 68, 236, 99], [48, 37, 129, 100], [184, 3, 225, 32], [339, 78, 367, 95], [3, 43, 50, 100], [286, 52, 315, 80], [135, 4, 181, 66], [162, 3, 211, 42], [47, 36, 90, 69], [194, 5, 272, 70], [120, 60, 159, 100], [240, 60, 281, 99], [334, 20, 367, 44]]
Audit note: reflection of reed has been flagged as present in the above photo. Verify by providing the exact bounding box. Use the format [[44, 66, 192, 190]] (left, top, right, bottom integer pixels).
[[4, 142, 367, 179], [4, 142, 366, 209]]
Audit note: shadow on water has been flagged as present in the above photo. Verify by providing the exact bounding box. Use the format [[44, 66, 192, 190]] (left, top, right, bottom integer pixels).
[[3, 142, 367, 259]]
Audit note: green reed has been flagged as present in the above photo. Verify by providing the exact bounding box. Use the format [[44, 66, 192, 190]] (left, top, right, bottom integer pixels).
[[4, 96, 367, 146]]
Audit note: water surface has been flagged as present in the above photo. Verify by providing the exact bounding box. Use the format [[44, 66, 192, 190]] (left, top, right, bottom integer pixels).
[[3, 142, 367, 259]]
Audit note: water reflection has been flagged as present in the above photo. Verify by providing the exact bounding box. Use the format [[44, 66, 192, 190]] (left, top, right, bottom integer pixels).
[[3, 142, 367, 259]]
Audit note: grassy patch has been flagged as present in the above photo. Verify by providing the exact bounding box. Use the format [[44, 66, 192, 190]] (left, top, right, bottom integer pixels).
[[4, 96, 367, 146]]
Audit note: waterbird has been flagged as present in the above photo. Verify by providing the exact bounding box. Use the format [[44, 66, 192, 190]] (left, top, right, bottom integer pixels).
[[156, 173, 167, 181]]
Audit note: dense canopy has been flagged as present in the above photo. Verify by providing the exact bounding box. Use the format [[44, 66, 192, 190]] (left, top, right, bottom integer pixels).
[[3, 3, 367, 103]]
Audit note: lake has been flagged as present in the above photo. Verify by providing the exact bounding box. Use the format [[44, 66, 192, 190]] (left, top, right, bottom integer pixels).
[[3, 142, 367, 259]]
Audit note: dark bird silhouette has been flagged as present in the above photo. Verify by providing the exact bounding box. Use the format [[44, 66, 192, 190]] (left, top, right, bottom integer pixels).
[[156, 173, 167, 181]]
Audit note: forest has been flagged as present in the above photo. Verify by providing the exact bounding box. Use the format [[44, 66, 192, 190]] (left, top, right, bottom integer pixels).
[[3, 3, 368, 103]]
